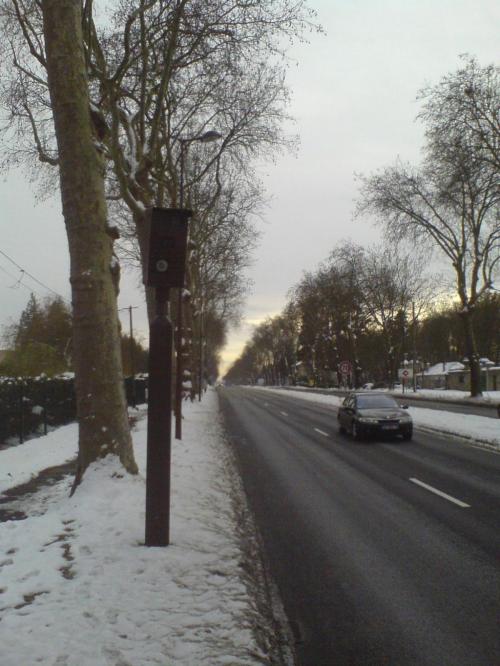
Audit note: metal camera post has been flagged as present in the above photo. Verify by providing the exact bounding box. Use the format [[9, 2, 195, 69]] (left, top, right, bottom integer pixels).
[[144, 207, 191, 547]]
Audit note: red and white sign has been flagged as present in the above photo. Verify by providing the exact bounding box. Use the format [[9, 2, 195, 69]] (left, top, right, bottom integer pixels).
[[339, 360, 352, 375]]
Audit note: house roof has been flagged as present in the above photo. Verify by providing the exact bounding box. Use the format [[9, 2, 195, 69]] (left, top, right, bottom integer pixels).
[[424, 361, 465, 376]]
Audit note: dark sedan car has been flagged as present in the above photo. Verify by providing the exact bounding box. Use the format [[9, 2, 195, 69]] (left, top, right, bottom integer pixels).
[[338, 392, 413, 440]]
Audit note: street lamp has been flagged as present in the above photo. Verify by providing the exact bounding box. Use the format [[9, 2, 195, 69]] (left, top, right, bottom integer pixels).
[[179, 130, 223, 207], [175, 129, 222, 440]]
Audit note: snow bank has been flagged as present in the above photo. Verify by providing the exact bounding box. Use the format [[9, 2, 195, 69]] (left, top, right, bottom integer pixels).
[[0, 392, 273, 666], [0, 423, 78, 494]]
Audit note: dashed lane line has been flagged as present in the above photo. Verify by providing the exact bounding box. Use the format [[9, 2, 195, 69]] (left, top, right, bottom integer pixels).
[[314, 428, 329, 437], [409, 477, 470, 508]]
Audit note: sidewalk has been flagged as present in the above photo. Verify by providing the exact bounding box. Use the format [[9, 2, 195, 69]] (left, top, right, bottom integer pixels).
[[0, 391, 292, 666]]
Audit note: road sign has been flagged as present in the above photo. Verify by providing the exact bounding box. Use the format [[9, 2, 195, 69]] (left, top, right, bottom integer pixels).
[[339, 360, 352, 375], [398, 367, 413, 380]]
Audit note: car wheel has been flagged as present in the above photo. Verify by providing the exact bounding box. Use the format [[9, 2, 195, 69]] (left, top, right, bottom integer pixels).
[[339, 423, 346, 434], [402, 430, 413, 441]]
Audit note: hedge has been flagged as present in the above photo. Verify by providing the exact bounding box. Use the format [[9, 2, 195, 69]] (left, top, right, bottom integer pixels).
[[0, 375, 147, 448]]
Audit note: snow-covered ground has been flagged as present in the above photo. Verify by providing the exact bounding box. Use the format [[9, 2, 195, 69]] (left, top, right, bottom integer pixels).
[[0, 390, 287, 666], [0, 424, 78, 495], [250, 387, 500, 450], [291, 384, 500, 404], [389, 386, 500, 403], [1, 386, 498, 666]]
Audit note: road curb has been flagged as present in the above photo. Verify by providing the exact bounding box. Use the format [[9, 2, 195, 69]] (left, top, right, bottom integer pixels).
[[415, 425, 500, 453]]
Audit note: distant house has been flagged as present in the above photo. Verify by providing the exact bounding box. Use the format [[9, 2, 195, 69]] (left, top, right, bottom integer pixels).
[[419, 361, 465, 390], [419, 359, 500, 392], [447, 359, 500, 392]]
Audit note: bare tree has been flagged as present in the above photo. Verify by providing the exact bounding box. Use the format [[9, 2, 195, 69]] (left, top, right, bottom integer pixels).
[[39, 0, 137, 487], [1, 0, 318, 299], [357, 58, 499, 396], [418, 55, 500, 174], [226, 238, 438, 387], [359, 243, 436, 384], [1, 0, 320, 392]]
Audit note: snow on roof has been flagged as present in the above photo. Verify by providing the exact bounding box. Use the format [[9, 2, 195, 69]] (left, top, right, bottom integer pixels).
[[425, 361, 465, 375]]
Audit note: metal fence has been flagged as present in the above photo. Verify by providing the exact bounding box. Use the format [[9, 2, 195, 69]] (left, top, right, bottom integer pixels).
[[0, 375, 148, 448]]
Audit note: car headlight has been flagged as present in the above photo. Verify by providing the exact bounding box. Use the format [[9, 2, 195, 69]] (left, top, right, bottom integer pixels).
[[358, 417, 379, 424], [399, 414, 412, 422]]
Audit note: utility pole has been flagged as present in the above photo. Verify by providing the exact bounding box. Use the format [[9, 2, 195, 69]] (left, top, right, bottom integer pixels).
[[128, 305, 138, 406], [119, 305, 138, 407]]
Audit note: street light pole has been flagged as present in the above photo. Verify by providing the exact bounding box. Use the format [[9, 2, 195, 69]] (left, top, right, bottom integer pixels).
[[118, 305, 138, 407], [175, 130, 222, 440], [128, 305, 138, 406]]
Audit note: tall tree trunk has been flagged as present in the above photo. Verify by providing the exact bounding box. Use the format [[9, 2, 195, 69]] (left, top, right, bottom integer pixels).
[[42, 0, 137, 486], [460, 310, 482, 397]]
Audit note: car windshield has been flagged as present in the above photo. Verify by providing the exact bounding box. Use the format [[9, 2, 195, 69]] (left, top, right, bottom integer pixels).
[[356, 395, 399, 409]]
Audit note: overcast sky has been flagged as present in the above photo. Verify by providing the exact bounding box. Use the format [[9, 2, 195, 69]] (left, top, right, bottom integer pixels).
[[0, 0, 498, 375]]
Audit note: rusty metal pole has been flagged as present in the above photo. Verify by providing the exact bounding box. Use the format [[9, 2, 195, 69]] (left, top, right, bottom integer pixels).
[[145, 286, 172, 547], [144, 207, 191, 547]]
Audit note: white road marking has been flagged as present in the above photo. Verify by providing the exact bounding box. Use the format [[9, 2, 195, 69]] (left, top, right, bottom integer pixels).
[[409, 478, 470, 508], [314, 428, 329, 437], [280, 411, 288, 417]]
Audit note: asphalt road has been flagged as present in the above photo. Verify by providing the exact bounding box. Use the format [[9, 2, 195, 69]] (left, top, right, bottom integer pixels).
[[219, 386, 500, 666]]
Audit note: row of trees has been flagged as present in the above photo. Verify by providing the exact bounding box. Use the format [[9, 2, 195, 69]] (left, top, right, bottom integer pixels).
[[1, 294, 72, 376], [0, 293, 149, 378], [1, 1, 319, 484], [225, 243, 499, 388], [357, 56, 499, 396], [227, 56, 499, 396]]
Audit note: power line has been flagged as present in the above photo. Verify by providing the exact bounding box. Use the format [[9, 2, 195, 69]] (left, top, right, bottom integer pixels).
[[0, 248, 68, 302], [0, 264, 47, 299]]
